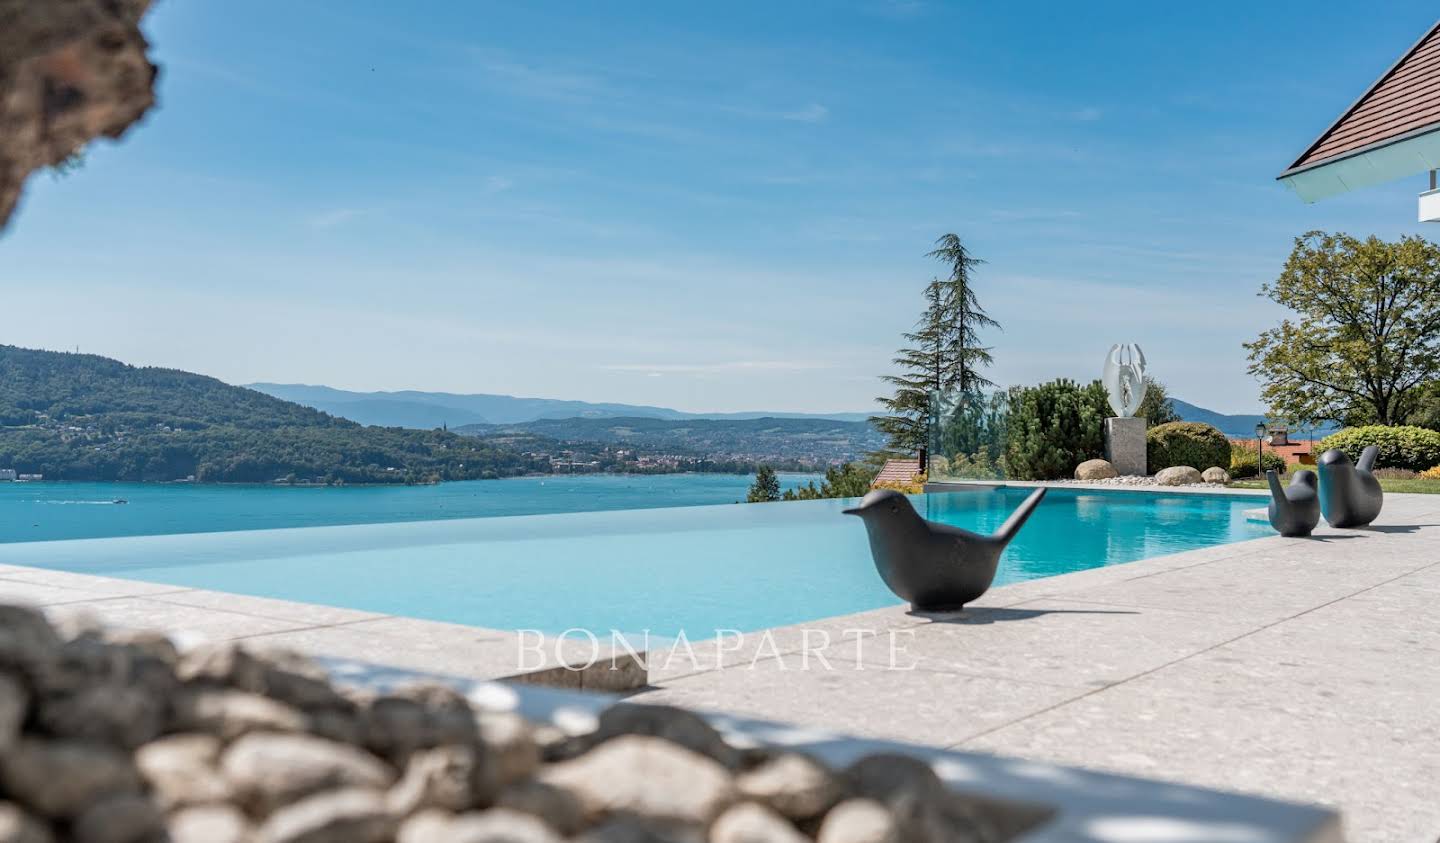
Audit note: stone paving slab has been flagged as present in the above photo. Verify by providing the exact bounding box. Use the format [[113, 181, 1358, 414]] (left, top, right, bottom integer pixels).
[[634, 492, 1440, 842]]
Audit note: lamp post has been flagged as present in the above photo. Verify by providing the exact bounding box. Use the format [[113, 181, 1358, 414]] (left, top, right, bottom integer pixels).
[[1255, 422, 1267, 474]]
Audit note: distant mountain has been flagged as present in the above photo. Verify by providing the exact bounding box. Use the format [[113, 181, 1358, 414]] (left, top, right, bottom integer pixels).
[[0, 346, 545, 483], [247, 383, 872, 428], [458, 416, 885, 465], [1170, 399, 1337, 439]]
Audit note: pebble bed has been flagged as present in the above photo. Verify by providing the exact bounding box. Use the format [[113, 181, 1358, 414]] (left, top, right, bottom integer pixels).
[[0, 603, 1037, 843], [1051, 476, 1223, 488]]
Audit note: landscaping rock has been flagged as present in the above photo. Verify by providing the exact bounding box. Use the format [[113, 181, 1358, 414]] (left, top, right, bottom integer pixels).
[[1202, 466, 1231, 484], [587, 703, 740, 769], [38, 683, 164, 748], [495, 780, 586, 835], [1155, 466, 1203, 486], [1074, 459, 1118, 481], [0, 605, 60, 673], [0, 0, 159, 231], [171, 687, 308, 739], [255, 788, 396, 843], [70, 793, 163, 843], [816, 799, 899, 843], [166, 805, 252, 843], [135, 733, 234, 810], [180, 643, 349, 711], [712, 802, 809, 843], [0, 802, 51, 843], [0, 737, 140, 817], [387, 744, 483, 816], [539, 735, 735, 824], [360, 684, 477, 762], [737, 752, 845, 820], [0, 671, 28, 752], [222, 732, 395, 813], [479, 710, 541, 789], [401, 809, 563, 843]]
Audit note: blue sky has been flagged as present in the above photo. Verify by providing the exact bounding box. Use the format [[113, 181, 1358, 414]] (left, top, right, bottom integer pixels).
[[2, 1, 1437, 414]]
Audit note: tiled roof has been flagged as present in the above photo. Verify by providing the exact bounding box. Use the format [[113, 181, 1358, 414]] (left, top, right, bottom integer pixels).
[[1282, 20, 1440, 175], [873, 458, 921, 486]]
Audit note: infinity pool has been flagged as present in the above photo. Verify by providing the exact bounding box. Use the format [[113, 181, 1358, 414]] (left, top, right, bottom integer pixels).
[[0, 488, 1269, 637]]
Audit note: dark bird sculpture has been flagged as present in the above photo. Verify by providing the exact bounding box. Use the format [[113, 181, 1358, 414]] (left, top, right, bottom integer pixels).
[[1265, 469, 1319, 537], [1317, 446, 1384, 528], [843, 487, 1048, 612]]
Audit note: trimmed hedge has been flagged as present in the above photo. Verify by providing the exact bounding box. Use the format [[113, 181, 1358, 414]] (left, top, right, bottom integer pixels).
[[1317, 425, 1440, 472], [1228, 443, 1287, 479], [1146, 422, 1230, 472]]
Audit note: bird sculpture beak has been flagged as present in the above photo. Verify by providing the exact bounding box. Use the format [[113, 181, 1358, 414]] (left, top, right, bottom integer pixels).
[[841, 505, 863, 516]]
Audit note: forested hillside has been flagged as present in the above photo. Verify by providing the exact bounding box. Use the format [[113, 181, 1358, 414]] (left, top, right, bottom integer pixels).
[[0, 346, 544, 483]]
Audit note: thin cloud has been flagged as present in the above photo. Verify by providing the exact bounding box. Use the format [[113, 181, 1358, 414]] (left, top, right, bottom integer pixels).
[[306, 208, 369, 229], [782, 103, 829, 122], [1069, 106, 1103, 122]]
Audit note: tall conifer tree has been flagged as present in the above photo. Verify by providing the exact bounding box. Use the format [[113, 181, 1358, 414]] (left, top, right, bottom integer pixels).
[[873, 234, 1000, 463]]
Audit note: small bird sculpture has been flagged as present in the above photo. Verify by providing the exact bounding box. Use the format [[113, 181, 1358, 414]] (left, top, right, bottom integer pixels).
[[844, 487, 1047, 612], [1265, 469, 1319, 537], [1317, 446, 1384, 528]]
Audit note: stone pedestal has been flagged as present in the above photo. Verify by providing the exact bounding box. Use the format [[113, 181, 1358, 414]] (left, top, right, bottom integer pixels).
[[1104, 416, 1147, 477]]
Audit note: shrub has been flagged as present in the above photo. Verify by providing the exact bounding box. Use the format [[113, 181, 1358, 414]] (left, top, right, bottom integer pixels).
[[1146, 422, 1230, 472], [1372, 467, 1417, 480], [1228, 442, 1287, 479], [1317, 425, 1440, 472], [874, 472, 927, 494], [1421, 465, 1440, 480], [1003, 379, 1110, 480]]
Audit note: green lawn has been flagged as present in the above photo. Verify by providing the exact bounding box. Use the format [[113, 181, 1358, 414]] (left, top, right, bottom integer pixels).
[[1228, 476, 1440, 494]]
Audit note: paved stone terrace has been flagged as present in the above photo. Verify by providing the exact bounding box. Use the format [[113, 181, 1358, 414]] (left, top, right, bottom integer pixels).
[[635, 489, 1440, 843], [1, 489, 1436, 840]]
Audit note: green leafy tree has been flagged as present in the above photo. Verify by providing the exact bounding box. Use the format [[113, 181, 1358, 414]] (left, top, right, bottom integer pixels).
[[873, 234, 999, 462], [1245, 232, 1440, 427], [782, 462, 879, 500], [1138, 377, 1180, 427], [746, 465, 781, 502]]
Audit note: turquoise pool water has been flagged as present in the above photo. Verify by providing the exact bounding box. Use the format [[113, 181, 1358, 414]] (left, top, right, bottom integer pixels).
[[0, 474, 822, 543], [0, 488, 1270, 637]]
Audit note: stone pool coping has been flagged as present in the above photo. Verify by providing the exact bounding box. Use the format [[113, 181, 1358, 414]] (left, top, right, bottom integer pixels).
[[4, 488, 1439, 839], [0, 565, 644, 692]]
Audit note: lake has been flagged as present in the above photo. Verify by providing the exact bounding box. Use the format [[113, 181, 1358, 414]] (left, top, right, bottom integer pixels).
[[0, 473, 823, 543]]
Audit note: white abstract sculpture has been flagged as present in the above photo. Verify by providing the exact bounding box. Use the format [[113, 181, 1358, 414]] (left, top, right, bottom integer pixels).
[[1102, 344, 1147, 418]]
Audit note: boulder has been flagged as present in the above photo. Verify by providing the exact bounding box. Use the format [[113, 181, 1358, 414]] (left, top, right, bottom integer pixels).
[[817, 799, 899, 843], [166, 805, 252, 843], [386, 745, 483, 816], [736, 752, 845, 821], [254, 788, 395, 843], [539, 735, 735, 825], [1155, 466, 1202, 486], [71, 793, 163, 843], [494, 781, 585, 835], [1074, 459, 1118, 481], [135, 733, 233, 810], [399, 809, 561, 843], [221, 732, 394, 813], [711, 802, 809, 843], [170, 687, 308, 739], [0, 801, 52, 843], [0, 738, 141, 818], [1201, 467, 1231, 485], [0, 0, 159, 231], [0, 670, 28, 752]]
